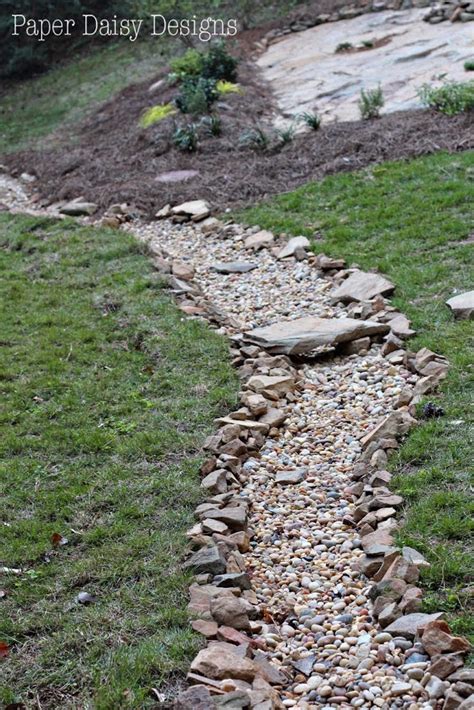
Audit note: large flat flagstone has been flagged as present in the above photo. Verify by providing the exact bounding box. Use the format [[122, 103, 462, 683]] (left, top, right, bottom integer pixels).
[[243, 316, 389, 355]]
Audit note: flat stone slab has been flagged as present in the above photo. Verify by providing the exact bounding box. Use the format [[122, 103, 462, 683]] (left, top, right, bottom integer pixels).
[[243, 316, 389, 355], [332, 270, 395, 303], [257, 8, 473, 124], [277, 236, 310, 259], [212, 261, 258, 274], [156, 170, 199, 183], [384, 612, 444, 640], [275, 467, 307, 485], [171, 199, 210, 222], [446, 290, 474, 320]]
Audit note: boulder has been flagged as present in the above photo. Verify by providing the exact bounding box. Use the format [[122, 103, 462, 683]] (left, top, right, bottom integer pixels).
[[244, 230, 274, 250], [277, 236, 310, 259], [210, 596, 252, 631], [190, 643, 258, 681], [420, 620, 472, 657], [243, 316, 389, 355], [446, 290, 474, 320], [246, 374, 295, 396], [174, 685, 216, 709], [331, 270, 394, 303], [184, 545, 227, 575], [429, 653, 464, 679]]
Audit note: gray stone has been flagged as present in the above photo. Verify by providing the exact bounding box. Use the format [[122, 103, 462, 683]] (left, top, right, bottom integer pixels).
[[446, 291, 474, 320], [243, 316, 389, 355], [384, 612, 444, 639], [331, 270, 394, 303], [277, 236, 310, 259], [244, 230, 274, 250], [171, 199, 211, 222], [275, 467, 307, 485], [184, 545, 226, 575], [212, 261, 258, 274], [60, 199, 97, 216]]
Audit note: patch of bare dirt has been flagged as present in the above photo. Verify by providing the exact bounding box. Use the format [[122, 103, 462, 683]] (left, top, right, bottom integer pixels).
[[6, 60, 474, 217]]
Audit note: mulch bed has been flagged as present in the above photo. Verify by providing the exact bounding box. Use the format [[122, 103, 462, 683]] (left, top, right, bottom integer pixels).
[[7, 59, 474, 217]]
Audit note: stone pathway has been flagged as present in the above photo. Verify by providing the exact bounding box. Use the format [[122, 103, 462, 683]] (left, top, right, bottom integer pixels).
[[256, 8, 473, 124]]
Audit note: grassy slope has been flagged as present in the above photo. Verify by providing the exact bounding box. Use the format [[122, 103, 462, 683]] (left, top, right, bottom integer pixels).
[[0, 39, 177, 154], [237, 151, 474, 641], [0, 214, 237, 708]]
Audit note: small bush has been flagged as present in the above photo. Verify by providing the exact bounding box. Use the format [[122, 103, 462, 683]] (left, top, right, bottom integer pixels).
[[298, 111, 321, 130], [201, 41, 238, 83], [336, 42, 353, 53], [139, 103, 176, 128], [175, 77, 219, 115], [465, 60, 474, 72], [172, 124, 198, 152], [239, 127, 270, 151], [169, 49, 204, 80], [418, 81, 474, 115], [359, 86, 384, 119], [200, 114, 222, 137]]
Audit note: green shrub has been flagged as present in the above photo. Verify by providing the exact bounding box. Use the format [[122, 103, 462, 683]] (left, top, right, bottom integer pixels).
[[359, 86, 384, 119], [175, 77, 219, 115], [239, 127, 270, 151], [465, 60, 474, 72], [200, 114, 222, 137], [335, 42, 353, 53], [201, 41, 238, 83], [418, 81, 474, 115], [298, 111, 321, 130], [172, 124, 198, 152], [362, 40, 374, 49], [216, 80, 243, 95], [169, 49, 204, 80]]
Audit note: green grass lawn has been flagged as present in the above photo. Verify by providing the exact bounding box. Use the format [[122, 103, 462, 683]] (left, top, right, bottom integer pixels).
[[0, 39, 176, 154], [237, 151, 474, 642], [0, 213, 237, 708]]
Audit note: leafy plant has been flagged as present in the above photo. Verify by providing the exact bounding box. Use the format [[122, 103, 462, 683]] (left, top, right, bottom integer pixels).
[[169, 48, 203, 80], [362, 39, 374, 49], [359, 86, 384, 119], [298, 111, 321, 130], [276, 124, 295, 146], [201, 41, 238, 83], [172, 123, 198, 152], [175, 77, 219, 115], [216, 80, 243, 95], [200, 114, 222, 137], [335, 42, 353, 53], [418, 80, 474, 115], [239, 127, 270, 151], [139, 103, 176, 128], [465, 60, 474, 72]]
